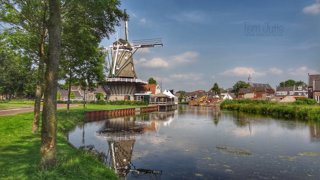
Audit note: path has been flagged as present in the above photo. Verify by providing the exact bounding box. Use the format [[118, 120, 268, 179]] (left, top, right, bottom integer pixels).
[[0, 104, 78, 116]]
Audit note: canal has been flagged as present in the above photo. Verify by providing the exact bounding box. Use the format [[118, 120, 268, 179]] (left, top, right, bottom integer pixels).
[[68, 105, 320, 179]]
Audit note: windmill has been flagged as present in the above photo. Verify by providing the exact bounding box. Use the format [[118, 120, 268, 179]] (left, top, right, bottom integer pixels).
[[104, 9, 163, 101]]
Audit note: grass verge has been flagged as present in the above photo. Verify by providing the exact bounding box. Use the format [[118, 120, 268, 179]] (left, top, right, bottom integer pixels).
[[221, 99, 320, 121], [0, 100, 34, 109], [0, 104, 141, 179]]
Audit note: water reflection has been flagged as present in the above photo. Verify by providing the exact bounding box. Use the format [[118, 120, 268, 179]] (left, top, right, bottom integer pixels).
[[68, 106, 320, 179], [310, 123, 320, 142], [76, 112, 175, 178]]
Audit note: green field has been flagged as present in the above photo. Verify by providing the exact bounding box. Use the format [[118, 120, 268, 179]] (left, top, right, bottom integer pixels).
[[0, 104, 141, 180]]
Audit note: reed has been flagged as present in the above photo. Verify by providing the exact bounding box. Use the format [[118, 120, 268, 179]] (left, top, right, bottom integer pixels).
[[221, 99, 320, 121]]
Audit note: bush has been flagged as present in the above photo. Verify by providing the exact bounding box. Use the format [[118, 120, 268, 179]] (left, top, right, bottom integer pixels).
[[220, 99, 320, 121], [293, 98, 317, 105], [95, 93, 105, 101]]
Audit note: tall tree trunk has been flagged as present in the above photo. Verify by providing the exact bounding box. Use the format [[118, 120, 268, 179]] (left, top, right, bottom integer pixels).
[[67, 70, 72, 113], [40, 0, 61, 169], [83, 89, 86, 109], [33, 2, 48, 133], [32, 40, 45, 133]]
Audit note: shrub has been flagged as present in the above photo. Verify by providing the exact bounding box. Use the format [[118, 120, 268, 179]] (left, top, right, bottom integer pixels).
[[220, 99, 320, 121], [293, 98, 317, 105]]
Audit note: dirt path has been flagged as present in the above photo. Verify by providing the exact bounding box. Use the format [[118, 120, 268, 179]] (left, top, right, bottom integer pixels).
[[0, 104, 78, 116]]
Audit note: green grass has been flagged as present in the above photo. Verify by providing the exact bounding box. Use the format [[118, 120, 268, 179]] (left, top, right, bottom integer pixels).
[[0, 100, 34, 109], [0, 104, 143, 179], [221, 99, 320, 121]]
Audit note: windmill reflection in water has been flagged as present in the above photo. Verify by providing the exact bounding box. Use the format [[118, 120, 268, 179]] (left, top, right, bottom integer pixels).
[[80, 112, 176, 178]]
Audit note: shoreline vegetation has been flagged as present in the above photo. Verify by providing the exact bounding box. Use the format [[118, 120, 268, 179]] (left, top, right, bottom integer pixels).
[[221, 99, 320, 121], [0, 103, 142, 180]]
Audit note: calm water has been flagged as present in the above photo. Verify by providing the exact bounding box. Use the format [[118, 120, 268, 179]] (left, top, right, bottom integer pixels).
[[68, 106, 320, 179]]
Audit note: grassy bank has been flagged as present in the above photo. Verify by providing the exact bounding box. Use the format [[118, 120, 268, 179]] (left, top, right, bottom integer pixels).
[[0, 100, 34, 109], [221, 99, 320, 121], [0, 104, 141, 179]]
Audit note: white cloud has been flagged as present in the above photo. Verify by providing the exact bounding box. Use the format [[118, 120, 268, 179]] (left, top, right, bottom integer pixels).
[[136, 51, 198, 69], [288, 66, 319, 76], [170, 73, 204, 81], [303, 1, 320, 15], [172, 51, 198, 63], [269, 67, 283, 75], [140, 57, 169, 68], [222, 67, 265, 77]]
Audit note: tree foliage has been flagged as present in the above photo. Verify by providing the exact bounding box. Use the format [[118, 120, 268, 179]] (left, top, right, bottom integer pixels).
[[211, 82, 220, 95], [148, 77, 157, 84], [59, 0, 122, 111], [279, 79, 306, 87], [232, 81, 250, 97], [0, 36, 36, 98]]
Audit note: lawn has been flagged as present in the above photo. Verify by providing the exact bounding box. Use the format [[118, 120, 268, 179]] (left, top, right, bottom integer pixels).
[[0, 100, 34, 109], [0, 104, 142, 179]]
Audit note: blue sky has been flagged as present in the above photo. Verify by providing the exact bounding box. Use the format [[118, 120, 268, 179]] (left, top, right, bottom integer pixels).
[[101, 0, 320, 91]]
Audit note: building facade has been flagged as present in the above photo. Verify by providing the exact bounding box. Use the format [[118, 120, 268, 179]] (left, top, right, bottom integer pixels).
[[308, 74, 320, 103]]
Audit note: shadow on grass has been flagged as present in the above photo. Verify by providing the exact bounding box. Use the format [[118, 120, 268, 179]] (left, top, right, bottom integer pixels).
[[0, 134, 40, 180], [0, 110, 118, 180]]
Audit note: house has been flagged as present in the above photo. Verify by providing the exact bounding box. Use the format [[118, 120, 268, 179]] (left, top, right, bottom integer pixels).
[[58, 88, 83, 101], [184, 90, 206, 102], [238, 83, 274, 100], [308, 74, 320, 103], [58, 85, 107, 102], [143, 84, 161, 94], [275, 85, 308, 99]]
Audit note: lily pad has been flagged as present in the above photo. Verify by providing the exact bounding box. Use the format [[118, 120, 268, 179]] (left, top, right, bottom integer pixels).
[[216, 145, 252, 156], [298, 152, 320, 157]]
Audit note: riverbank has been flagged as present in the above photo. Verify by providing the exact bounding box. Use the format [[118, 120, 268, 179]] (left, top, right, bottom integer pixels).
[[0, 104, 141, 179], [220, 99, 320, 121]]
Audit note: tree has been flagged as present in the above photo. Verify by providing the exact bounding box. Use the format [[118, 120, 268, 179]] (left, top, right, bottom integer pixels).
[[40, 0, 61, 168], [59, 0, 122, 112], [70, 92, 75, 100], [279, 79, 296, 87], [177, 91, 186, 103], [295, 80, 306, 86], [0, 0, 48, 132], [232, 81, 250, 97], [279, 79, 307, 87], [0, 38, 36, 99], [96, 93, 104, 101], [211, 82, 220, 95], [148, 77, 157, 84]]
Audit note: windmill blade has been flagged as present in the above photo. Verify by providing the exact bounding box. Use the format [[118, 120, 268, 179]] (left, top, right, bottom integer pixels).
[[131, 38, 163, 48]]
